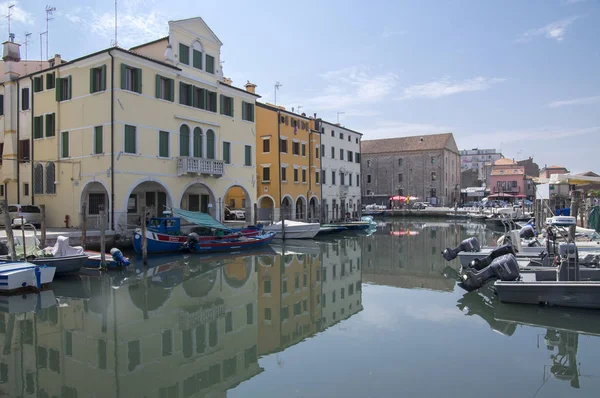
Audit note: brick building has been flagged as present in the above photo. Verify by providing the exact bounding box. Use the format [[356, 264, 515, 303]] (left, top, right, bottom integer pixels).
[[361, 133, 460, 206]]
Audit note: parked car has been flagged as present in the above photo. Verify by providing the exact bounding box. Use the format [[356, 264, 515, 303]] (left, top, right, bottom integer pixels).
[[412, 202, 429, 210], [0, 204, 42, 227], [225, 206, 246, 220]]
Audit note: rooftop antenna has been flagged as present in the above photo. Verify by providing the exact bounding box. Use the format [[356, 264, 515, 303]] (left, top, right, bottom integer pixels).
[[336, 111, 345, 124], [45, 6, 56, 60], [7, 4, 14, 38], [24, 32, 31, 60], [112, 0, 117, 46], [274, 81, 282, 105], [297, 105, 303, 114], [40, 31, 47, 70]]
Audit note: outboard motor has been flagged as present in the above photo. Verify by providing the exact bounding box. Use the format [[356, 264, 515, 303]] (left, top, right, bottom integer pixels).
[[519, 224, 535, 239], [468, 244, 515, 271], [442, 237, 481, 261], [458, 254, 520, 292], [184, 233, 201, 251], [110, 248, 130, 267]]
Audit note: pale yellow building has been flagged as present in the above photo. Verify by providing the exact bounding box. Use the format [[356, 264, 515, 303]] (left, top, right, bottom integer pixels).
[[0, 17, 258, 231]]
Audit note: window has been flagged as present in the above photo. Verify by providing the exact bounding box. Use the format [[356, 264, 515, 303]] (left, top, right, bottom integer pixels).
[[226, 312, 233, 333], [292, 142, 300, 155], [356, 174, 360, 186], [349, 173, 353, 186], [331, 147, 335, 159], [178, 125, 190, 156], [321, 170, 326, 184], [321, 144, 325, 157], [94, 126, 103, 154], [220, 95, 234, 117], [431, 156, 436, 164], [22, 87, 30, 110], [124, 125, 137, 154], [348, 151, 353, 162], [34, 163, 43, 194], [431, 172, 437, 181], [316, 146, 319, 158], [193, 127, 202, 157], [263, 138, 270, 153], [294, 168, 299, 182], [315, 170, 320, 183], [302, 143, 306, 156], [46, 72, 55, 89], [206, 129, 215, 159], [280, 138, 288, 153], [281, 166, 287, 182], [302, 169, 306, 183], [430, 188, 437, 198], [90, 65, 106, 93], [55, 76, 72, 101], [398, 158, 403, 166], [61, 132, 69, 158], [161, 330, 172, 357], [0, 94, 3, 115], [45, 113, 55, 137], [264, 279, 271, 294], [192, 86, 205, 109], [332, 171, 336, 185], [45, 162, 56, 194], [121, 64, 142, 93], [331, 130, 334, 137], [246, 303, 254, 325], [264, 308, 272, 321], [398, 173, 403, 183], [223, 141, 231, 164], [340, 149, 344, 160], [366, 189, 372, 195], [367, 159, 371, 167], [206, 90, 218, 112], [340, 132, 343, 140], [244, 145, 252, 166], [179, 82, 193, 106], [340, 172, 345, 185], [367, 175, 372, 183], [159, 131, 169, 158], [34, 76, 44, 92], [193, 49, 202, 69], [127, 340, 141, 372], [281, 306, 289, 320], [155, 75, 174, 101], [206, 54, 215, 74], [33, 116, 43, 139], [262, 167, 270, 182], [23, 183, 29, 196], [179, 43, 190, 65], [242, 101, 254, 122]]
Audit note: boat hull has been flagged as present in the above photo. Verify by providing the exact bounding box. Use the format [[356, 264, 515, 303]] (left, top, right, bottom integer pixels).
[[495, 280, 600, 309], [85, 252, 129, 269], [263, 223, 320, 239], [189, 233, 276, 253], [0, 262, 56, 292], [28, 255, 88, 275]]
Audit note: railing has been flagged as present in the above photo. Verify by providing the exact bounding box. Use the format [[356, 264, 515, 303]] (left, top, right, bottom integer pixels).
[[177, 157, 224, 177], [492, 186, 520, 193]]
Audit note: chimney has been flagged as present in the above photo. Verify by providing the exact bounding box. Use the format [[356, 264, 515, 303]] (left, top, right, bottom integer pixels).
[[222, 77, 233, 85], [52, 54, 62, 67], [244, 81, 257, 94], [3, 33, 21, 63]]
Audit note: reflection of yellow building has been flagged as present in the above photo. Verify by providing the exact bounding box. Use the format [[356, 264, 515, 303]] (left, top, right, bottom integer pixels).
[[0, 255, 260, 398], [255, 103, 321, 222]]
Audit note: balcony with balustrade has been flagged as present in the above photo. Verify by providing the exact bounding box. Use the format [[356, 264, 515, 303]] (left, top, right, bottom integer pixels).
[[177, 157, 224, 177]]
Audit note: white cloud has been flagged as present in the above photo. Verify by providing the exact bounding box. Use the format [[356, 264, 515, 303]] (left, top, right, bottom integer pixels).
[[400, 77, 505, 100], [461, 126, 599, 147], [548, 95, 600, 108], [518, 17, 580, 43], [0, 1, 33, 25]]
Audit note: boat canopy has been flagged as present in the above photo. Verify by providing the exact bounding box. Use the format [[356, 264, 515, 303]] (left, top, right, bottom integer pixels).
[[172, 208, 230, 230]]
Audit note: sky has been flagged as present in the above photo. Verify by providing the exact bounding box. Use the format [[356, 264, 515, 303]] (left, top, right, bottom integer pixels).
[[3, 0, 599, 173]]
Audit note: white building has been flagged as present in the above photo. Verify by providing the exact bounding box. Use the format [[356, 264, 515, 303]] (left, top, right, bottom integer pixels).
[[318, 120, 362, 221], [460, 148, 502, 180]]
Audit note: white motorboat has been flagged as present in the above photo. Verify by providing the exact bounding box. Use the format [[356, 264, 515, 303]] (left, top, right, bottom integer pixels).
[[263, 220, 320, 239], [0, 261, 56, 292]]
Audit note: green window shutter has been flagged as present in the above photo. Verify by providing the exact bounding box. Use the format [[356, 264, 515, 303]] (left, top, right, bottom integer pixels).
[[199, 88, 206, 109], [120, 64, 127, 89], [124, 125, 136, 153], [219, 95, 224, 115], [55, 77, 62, 101], [242, 101, 247, 120], [245, 145, 251, 166], [179, 44, 189, 65], [223, 142, 230, 164], [230, 98, 234, 117], [61, 131, 69, 158], [90, 68, 95, 93], [248, 104, 254, 122], [94, 126, 103, 154], [67, 76, 72, 99], [179, 125, 190, 156], [155, 74, 161, 98], [134, 68, 142, 93], [159, 131, 169, 157], [45, 114, 50, 137], [193, 49, 202, 69], [33, 116, 40, 139], [101, 65, 107, 91], [206, 130, 215, 159], [188, 85, 193, 107], [193, 128, 202, 157], [168, 79, 174, 102], [206, 55, 215, 74]]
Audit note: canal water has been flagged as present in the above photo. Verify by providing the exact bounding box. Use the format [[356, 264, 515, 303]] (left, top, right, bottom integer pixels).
[[1, 219, 600, 397]]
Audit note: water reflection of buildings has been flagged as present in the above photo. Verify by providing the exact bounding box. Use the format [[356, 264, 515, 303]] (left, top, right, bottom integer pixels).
[[0, 254, 261, 398], [360, 221, 483, 291], [259, 240, 363, 356]]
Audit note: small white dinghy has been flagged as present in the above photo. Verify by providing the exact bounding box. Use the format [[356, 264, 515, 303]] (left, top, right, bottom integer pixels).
[[0, 262, 56, 292], [263, 220, 321, 239]]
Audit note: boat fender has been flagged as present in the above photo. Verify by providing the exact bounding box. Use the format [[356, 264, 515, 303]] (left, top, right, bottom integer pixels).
[[468, 244, 515, 270], [110, 248, 130, 267], [458, 253, 520, 292], [442, 237, 481, 261]]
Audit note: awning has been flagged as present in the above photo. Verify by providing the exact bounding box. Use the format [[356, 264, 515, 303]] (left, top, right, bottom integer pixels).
[[487, 193, 514, 198], [172, 208, 230, 230]]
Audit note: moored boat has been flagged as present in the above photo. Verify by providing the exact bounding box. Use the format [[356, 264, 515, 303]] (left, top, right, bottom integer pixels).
[[0, 262, 56, 292], [263, 220, 321, 239], [316, 225, 348, 236], [85, 248, 131, 269], [184, 232, 276, 253]]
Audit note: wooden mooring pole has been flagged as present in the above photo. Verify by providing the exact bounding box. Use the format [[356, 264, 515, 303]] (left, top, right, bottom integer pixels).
[[20, 216, 26, 258], [81, 203, 87, 250], [40, 204, 46, 248], [100, 207, 107, 269], [1, 200, 16, 260], [569, 189, 581, 241], [253, 203, 258, 226], [141, 206, 148, 265], [281, 206, 286, 240]]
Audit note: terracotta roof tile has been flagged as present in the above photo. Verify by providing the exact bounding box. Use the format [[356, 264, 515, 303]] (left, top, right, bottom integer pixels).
[[361, 133, 454, 154], [490, 167, 525, 176], [492, 158, 516, 166]]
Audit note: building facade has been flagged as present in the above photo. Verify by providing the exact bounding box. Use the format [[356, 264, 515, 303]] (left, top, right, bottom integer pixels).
[[0, 17, 258, 230], [255, 103, 321, 222], [318, 120, 362, 221], [459, 148, 502, 182], [361, 133, 461, 207], [540, 165, 570, 179], [489, 158, 526, 196]]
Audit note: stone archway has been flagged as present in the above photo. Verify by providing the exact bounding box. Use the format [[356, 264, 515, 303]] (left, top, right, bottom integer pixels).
[[281, 195, 293, 221], [119, 179, 174, 231], [80, 181, 110, 229], [257, 195, 275, 223], [222, 184, 252, 223], [295, 196, 307, 221], [309, 196, 319, 222], [179, 181, 217, 218]]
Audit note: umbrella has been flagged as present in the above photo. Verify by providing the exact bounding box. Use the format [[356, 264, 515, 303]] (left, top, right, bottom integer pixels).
[[487, 193, 514, 199]]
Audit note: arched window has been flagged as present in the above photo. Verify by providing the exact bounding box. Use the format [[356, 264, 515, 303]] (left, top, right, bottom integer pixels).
[[193, 127, 203, 158], [33, 163, 44, 194], [206, 129, 215, 159], [45, 162, 56, 194], [179, 125, 190, 157]]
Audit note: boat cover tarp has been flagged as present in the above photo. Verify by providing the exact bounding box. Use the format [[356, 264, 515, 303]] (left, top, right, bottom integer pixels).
[[172, 208, 230, 231]]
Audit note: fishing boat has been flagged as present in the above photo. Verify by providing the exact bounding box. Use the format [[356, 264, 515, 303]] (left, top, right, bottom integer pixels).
[[263, 220, 321, 239], [0, 261, 56, 292], [184, 232, 276, 253], [133, 208, 262, 253]]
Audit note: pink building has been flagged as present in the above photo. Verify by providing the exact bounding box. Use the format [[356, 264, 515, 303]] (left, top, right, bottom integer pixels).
[[489, 158, 526, 195]]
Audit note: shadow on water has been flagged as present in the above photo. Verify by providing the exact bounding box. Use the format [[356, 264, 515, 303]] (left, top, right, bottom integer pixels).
[[0, 235, 363, 397]]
